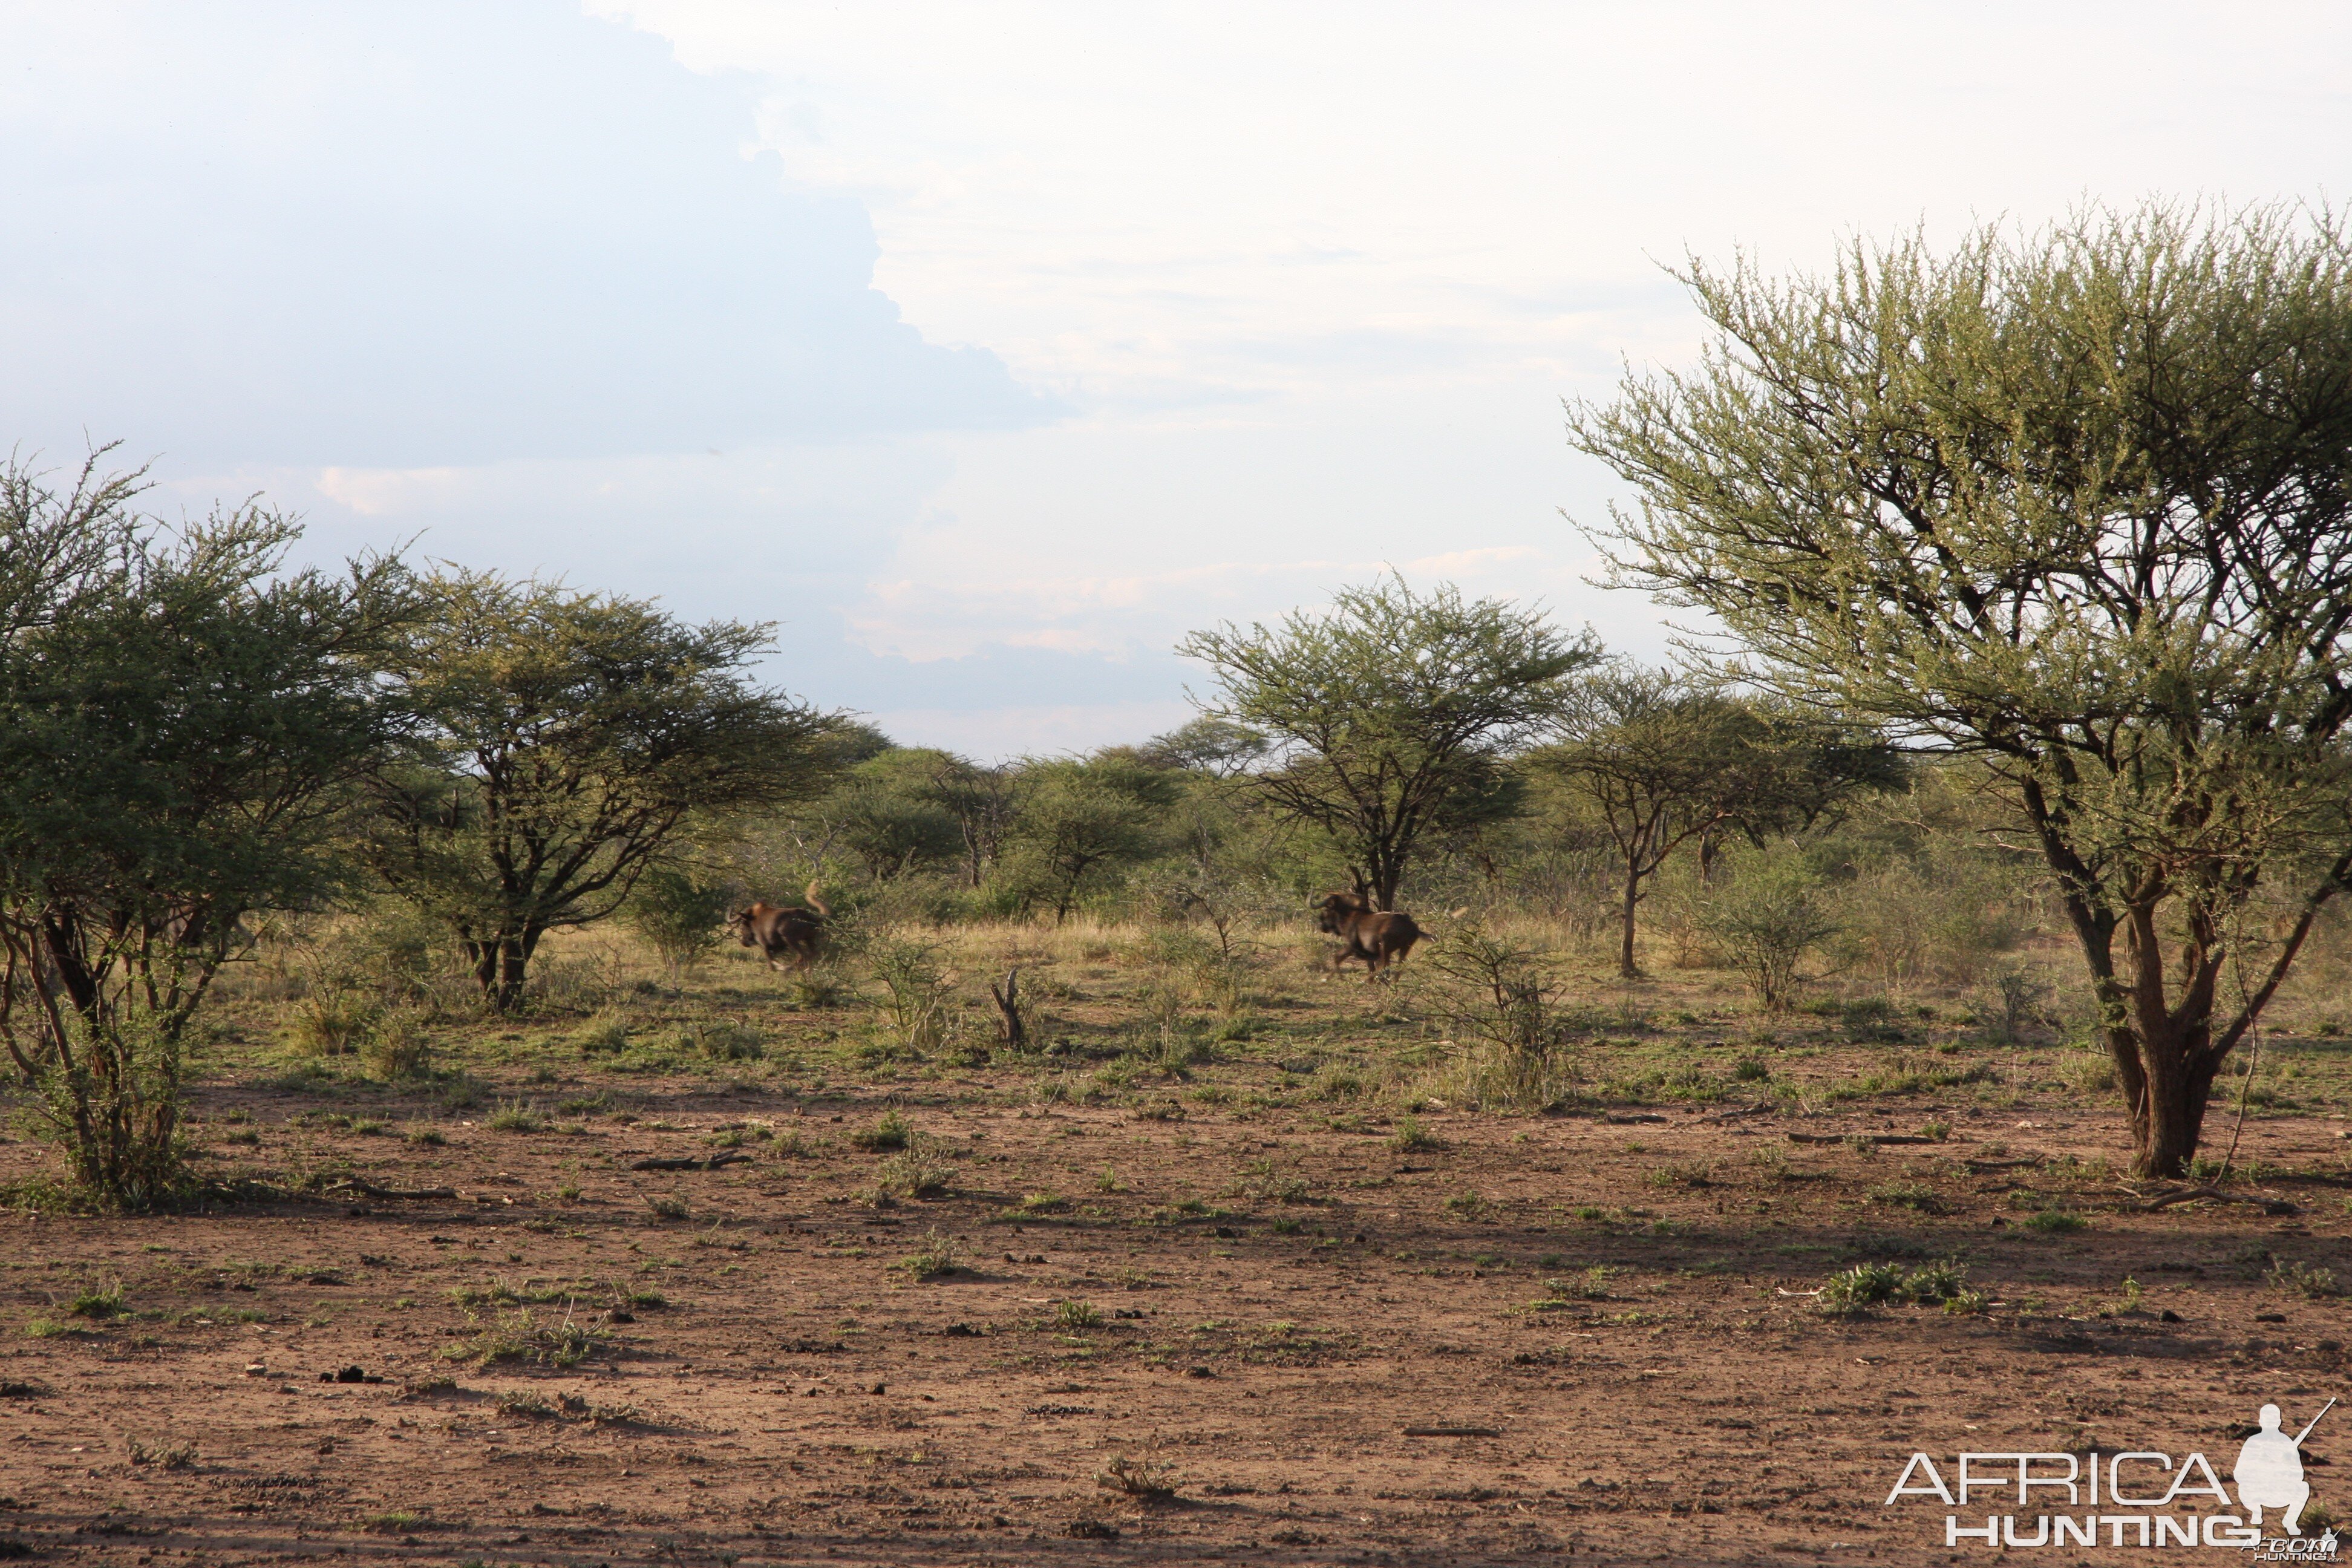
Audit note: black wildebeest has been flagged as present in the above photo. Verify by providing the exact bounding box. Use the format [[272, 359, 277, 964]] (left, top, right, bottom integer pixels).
[[1316, 891, 1423, 981], [729, 883, 832, 970]]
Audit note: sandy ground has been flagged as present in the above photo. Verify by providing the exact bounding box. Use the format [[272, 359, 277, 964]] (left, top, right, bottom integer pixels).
[[4, 1066, 2347, 1566]]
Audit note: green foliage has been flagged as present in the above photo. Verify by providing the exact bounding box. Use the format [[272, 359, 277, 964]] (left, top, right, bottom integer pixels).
[[1694, 844, 1837, 1008], [1534, 671, 1896, 977], [0, 451, 412, 1209], [1180, 575, 1598, 908], [2265, 1258, 2342, 1299], [1386, 1114, 1443, 1152], [622, 867, 733, 979], [822, 750, 969, 881], [357, 569, 837, 1010], [849, 1111, 911, 1152], [873, 1137, 955, 1199], [1818, 1259, 1965, 1316], [899, 1227, 962, 1279], [860, 935, 959, 1056], [999, 754, 1174, 921], [1573, 199, 2352, 1177]]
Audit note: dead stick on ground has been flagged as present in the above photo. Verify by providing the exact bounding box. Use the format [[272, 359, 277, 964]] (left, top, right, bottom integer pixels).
[[328, 1178, 457, 1200]]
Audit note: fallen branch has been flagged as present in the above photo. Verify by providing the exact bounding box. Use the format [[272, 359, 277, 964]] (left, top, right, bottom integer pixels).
[[1787, 1132, 1939, 1146], [325, 1177, 457, 1201], [2125, 1183, 2298, 1217], [628, 1152, 756, 1173]]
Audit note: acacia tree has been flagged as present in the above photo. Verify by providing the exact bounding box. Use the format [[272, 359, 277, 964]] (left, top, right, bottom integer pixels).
[[0, 451, 411, 1206], [1532, 670, 1753, 978], [1002, 754, 1173, 922], [1571, 201, 2352, 1177], [361, 570, 835, 1010], [1180, 577, 1598, 910]]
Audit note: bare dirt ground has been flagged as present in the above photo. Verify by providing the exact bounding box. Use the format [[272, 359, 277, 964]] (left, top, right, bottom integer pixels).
[[4, 936, 2350, 1566]]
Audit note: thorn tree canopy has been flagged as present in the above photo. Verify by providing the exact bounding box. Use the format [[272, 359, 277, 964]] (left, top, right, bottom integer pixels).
[[1180, 576, 1599, 911], [0, 448, 414, 1207], [1570, 200, 2352, 1177], [360, 569, 837, 1011]]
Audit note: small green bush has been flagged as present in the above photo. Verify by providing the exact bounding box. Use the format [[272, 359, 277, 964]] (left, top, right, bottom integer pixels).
[[850, 1111, 911, 1152], [486, 1100, 545, 1134]]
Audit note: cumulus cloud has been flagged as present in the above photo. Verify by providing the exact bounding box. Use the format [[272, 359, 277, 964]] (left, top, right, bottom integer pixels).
[[0, 1, 1050, 467]]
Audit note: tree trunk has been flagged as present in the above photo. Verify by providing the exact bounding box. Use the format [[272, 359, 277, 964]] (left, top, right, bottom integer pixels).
[[2124, 1019, 2222, 1178], [494, 937, 529, 1013], [1618, 865, 1641, 979]]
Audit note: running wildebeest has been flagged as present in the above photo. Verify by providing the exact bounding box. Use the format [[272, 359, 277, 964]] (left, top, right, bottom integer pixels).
[[730, 883, 832, 970], [1316, 891, 1423, 981]]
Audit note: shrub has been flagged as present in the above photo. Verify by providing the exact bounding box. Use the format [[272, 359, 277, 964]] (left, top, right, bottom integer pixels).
[[2024, 1209, 2088, 1235], [863, 935, 958, 1056], [1901, 1259, 1968, 1304], [485, 1100, 545, 1134], [126, 1437, 197, 1469], [359, 1009, 433, 1082], [849, 1111, 911, 1152], [874, 1137, 955, 1199], [2058, 1053, 2118, 1094], [444, 1307, 603, 1370], [683, 1021, 765, 1062], [23, 1009, 192, 1212], [624, 866, 733, 979], [1817, 1261, 1906, 1316], [289, 986, 379, 1057], [1867, 1181, 1945, 1214], [900, 1227, 962, 1279], [2267, 1259, 2342, 1299], [574, 1011, 633, 1057], [67, 1279, 125, 1318], [1697, 845, 1837, 1008], [1386, 1115, 1443, 1152]]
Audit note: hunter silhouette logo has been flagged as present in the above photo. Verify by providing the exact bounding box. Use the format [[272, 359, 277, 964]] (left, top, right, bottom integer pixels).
[[1884, 1397, 2340, 1553], [2238, 1399, 2332, 1535]]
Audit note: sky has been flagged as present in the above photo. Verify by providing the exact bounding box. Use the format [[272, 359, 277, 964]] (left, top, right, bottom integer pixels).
[[5, 2, 2349, 755]]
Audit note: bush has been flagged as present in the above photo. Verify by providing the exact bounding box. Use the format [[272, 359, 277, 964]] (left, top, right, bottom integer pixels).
[[900, 1227, 962, 1279], [1386, 1115, 1444, 1152], [874, 1136, 955, 1199], [2266, 1259, 2342, 1299], [359, 1009, 433, 1082], [850, 1112, 911, 1152], [486, 1100, 546, 1133], [24, 1009, 191, 1212], [624, 867, 733, 979], [863, 934, 959, 1057], [1697, 846, 1837, 1008], [575, 1010, 633, 1056], [289, 987, 378, 1057], [1818, 1261, 1906, 1315]]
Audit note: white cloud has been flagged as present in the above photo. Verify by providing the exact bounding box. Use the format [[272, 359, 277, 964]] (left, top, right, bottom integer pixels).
[[15, 2, 2351, 754]]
